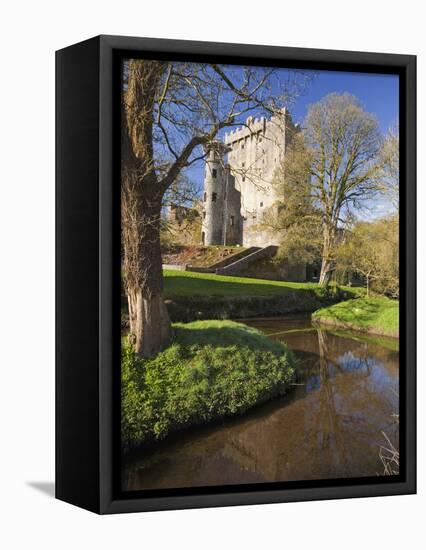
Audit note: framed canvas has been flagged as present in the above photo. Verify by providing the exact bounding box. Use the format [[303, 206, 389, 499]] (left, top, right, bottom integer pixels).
[[56, 35, 416, 514]]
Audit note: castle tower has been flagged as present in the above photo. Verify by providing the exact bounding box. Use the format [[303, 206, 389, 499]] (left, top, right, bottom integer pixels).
[[201, 141, 231, 246], [224, 108, 297, 247]]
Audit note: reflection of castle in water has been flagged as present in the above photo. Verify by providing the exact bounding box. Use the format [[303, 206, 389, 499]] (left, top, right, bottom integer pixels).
[[124, 325, 399, 490]]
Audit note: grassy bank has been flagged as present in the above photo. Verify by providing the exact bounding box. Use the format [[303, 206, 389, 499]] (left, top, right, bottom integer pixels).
[[122, 320, 296, 450], [312, 296, 399, 338], [164, 269, 329, 297], [159, 269, 363, 322], [121, 271, 364, 326]]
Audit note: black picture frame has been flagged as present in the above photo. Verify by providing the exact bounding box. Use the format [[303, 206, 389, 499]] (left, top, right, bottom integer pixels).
[[56, 35, 416, 514]]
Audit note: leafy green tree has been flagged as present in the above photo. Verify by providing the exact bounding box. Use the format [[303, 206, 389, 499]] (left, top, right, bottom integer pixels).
[[264, 132, 323, 264], [336, 217, 399, 297]]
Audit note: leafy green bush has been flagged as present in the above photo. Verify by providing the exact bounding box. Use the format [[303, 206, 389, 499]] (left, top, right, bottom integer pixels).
[[121, 320, 296, 450]]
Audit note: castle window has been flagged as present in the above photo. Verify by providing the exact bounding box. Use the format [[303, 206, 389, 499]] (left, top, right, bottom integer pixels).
[[242, 162, 245, 167], [230, 215, 235, 226], [241, 143, 245, 150], [212, 168, 217, 178], [202, 211, 206, 219], [203, 192, 207, 202], [212, 192, 217, 202], [260, 202, 263, 207], [242, 177, 246, 182]]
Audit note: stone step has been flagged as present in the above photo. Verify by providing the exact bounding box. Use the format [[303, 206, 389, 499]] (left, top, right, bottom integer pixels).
[[215, 245, 278, 276], [186, 246, 261, 273], [206, 247, 261, 269]]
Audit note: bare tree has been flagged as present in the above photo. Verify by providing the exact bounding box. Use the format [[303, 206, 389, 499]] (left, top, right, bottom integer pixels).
[[163, 172, 201, 211], [303, 93, 382, 286], [379, 123, 399, 210], [121, 59, 311, 356]]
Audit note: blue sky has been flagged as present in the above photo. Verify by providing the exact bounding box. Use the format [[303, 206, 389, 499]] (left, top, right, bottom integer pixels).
[[185, 68, 399, 217], [289, 70, 399, 133]]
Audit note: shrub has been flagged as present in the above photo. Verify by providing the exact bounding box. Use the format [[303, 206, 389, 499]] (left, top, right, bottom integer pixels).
[[121, 320, 296, 450]]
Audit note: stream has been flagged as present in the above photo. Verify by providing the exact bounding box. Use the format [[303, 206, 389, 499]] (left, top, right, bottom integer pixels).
[[123, 315, 399, 490]]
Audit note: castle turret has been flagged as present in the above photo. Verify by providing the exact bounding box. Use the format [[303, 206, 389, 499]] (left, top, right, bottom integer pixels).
[[201, 141, 231, 245]]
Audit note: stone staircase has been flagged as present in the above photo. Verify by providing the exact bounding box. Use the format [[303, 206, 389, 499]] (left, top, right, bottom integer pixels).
[[178, 245, 278, 276], [215, 245, 278, 276], [187, 247, 260, 273]]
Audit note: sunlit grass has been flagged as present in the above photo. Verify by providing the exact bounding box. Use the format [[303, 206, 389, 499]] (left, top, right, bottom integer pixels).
[[163, 268, 363, 298], [121, 320, 296, 449], [313, 296, 399, 337]]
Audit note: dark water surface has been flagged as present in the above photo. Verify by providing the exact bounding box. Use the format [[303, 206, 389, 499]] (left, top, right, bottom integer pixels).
[[123, 316, 399, 491]]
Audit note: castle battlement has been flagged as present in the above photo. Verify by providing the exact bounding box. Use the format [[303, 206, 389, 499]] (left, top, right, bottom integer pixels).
[[224, 108, 288, 146], [224, 117, 266, 144]]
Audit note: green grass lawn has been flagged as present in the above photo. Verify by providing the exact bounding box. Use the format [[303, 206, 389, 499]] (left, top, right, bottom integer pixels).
[[312, 296, 399, 337], [121, 320, 296, 449], [163, 268, 362, 298]]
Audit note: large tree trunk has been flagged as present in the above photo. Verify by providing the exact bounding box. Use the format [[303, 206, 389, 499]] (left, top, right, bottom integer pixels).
[[126, 234, 172, 358], [128, 290, 171, 356], [319, 223, 335, 287], [123, 183, 172, 357], [319, 259, 333, 287], [121, 59, 172, 357]]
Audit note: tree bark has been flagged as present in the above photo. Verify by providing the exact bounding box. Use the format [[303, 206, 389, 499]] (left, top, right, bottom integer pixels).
[[127, 274, 172, 358], [121, 59, 172, 357], [319, 223, 335, 286], [123, 185, 172, 357]]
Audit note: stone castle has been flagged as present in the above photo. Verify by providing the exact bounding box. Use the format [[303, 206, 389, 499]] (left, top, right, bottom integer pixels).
[[201, 109, 298, 248]]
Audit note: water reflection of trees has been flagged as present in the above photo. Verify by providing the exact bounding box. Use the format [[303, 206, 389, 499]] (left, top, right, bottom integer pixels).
[[215, 329, 357, 479], [221, 328, 397, 480], [125, 326, 400, 489], [315, 329, 350, 472]]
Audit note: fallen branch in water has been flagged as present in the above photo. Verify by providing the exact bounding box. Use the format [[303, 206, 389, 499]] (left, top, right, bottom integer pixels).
[[379, 430, 399, 476]]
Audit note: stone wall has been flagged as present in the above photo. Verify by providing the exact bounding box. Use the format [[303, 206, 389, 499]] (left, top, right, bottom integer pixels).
[[239, 256, 307, 283], [222, 173, 242, 245], [224, 109, 296, 247]]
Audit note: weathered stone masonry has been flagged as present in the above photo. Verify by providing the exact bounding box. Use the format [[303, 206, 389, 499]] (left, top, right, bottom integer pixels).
[[201, 109, 297, 247]]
